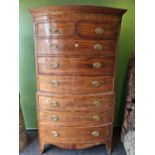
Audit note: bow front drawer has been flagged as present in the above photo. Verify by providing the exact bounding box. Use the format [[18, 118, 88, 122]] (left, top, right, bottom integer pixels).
[[36, 39, 116, 56], [40, 124, 112, 143], [37, 57, 115, 76], [39, 110, 112, 126], [30, 5, 127, 153], [78, 23, 119, 39], [37, 93, 114, 112], [36, 22, 75, 37], [38, 75, 113, 94]]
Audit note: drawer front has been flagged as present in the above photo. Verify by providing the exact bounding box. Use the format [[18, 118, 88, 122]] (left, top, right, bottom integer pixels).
[[78, 23, 119, 38], [40, 124, 112, 143], [36, 22, 75, 37], [39, 110, 112, 126], [38, 75, 113, 94], [38, 93, 114, 112], [38, 57, 115, 76], [36, 39, 116, 56]]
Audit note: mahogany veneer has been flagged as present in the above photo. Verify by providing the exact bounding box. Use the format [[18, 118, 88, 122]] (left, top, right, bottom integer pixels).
[[38, 75, 114, 94], [38, 93, 114, 112], [29, 5, 126, 154], [36, 39, 117, 56]]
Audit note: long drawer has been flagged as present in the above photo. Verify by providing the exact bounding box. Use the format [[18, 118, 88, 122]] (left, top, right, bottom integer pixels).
[[37, 57, 115, 76], [37, 93, 114, 112], [38, 75, 113, 94], [39, 110, 112, 126], [40, 124, 112, 143], [36, 39, 116, 56]]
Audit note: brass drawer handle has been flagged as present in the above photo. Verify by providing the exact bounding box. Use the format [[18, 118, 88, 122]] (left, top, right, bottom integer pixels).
[[94, 44, 103, 50], [92, 131, 100, 137], [93, 62, 102, 68], [50, 44, 58, 49], [51, 101, 59, 107], [92, 115, 101, 121], [95, 27, 104, 35], [93, 100, 101, 106], [52, 131, 59, 137], [51, 115, 59, 122], [91, 81, 102, 87], [49, 80, 59, 86], [49, 27, 59, 33], [51, 63, 59, 69]]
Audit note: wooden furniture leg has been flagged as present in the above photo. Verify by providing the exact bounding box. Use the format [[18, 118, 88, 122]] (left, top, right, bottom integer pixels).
[[39, 143, 45, 154], [106, 139, 112, 154]]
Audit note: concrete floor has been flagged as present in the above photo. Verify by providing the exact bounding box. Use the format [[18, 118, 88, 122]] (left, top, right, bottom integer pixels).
[[20, 128, 126, 155]]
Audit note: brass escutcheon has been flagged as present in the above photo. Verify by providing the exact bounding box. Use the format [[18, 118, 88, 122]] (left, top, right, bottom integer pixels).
[[92, 131, 100, 137], [91, 81, 102, 87], [49, 27, 59, 33], [94, 44, 103, 50], [51, 101, 59, 107], [92, 115, 101, 121], [51, 63, 59, 69], [95, 27, 104, 35], [52, 131, 59, 137], [50, 44, 58, 49], [50, 80, 59, 86], [93, 100, 102, 106], [93, 62, 102, 68], [51, 115, 59, 122]]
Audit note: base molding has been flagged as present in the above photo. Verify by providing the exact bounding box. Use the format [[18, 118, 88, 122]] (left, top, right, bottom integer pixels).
[[40, 140, 112, 154], [25, 128, 120, 154]]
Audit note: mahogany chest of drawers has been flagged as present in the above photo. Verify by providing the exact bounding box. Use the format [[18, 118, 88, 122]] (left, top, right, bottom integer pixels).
[[29, 5, 126, 154]]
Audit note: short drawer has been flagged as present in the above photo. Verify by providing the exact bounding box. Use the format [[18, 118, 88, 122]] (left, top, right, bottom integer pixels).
[[38, 75, 113, 94], [36, 39, 116, 56], [37, 93, 114, 112], [39, 110, 112, 126], [36, 22, 75, 37], [78, 23, 119, 39], [40, 124, 112, 143], [37, 57, 115, 76]]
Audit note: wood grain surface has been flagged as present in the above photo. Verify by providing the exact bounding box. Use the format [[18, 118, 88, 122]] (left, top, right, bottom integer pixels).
[[30, 5, 126, 154], [38, 75, 114, 94], [37, 93, 114, 112], [37, 57, 115, 76], [78, 23, 119, 38], [36, 22, 75, 37], [36, 39, 117, 56], [39, 124, 112, 143], [39, 110, 112, 126]]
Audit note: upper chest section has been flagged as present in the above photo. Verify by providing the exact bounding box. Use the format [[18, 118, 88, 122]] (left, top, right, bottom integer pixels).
[[30, 6, 126, 39]]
